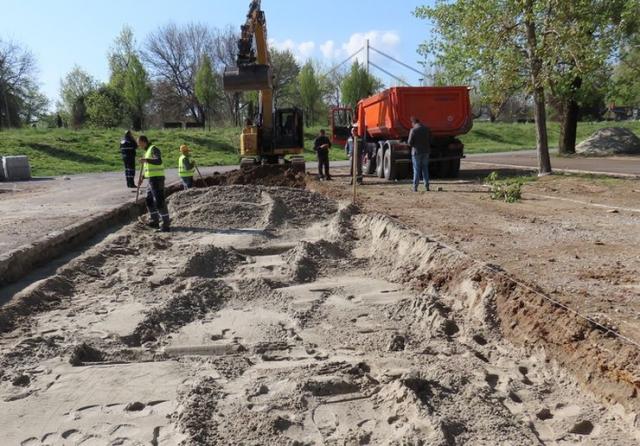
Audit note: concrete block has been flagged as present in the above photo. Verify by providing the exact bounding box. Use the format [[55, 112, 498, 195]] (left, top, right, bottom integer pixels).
[[3, 156, 31, 181]]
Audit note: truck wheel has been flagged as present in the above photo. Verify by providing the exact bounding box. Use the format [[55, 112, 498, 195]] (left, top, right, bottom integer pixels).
[[363, 154, 376, 175], [448, 158, 461, 178], [383, 149, 398, 180], [376, 147, 384, 178]]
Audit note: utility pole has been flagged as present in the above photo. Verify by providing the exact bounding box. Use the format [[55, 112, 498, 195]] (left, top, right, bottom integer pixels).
[[364, 39, 370, 73]]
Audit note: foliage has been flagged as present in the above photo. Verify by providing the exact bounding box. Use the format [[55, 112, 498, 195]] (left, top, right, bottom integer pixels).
[[485, 171, 535, 203], [414, 0, 640, 157], [0, 38, 44, 128], [60, 66, 98, 115], [340, 61, 383, 109], [297, 62, 323, 126], [123, 55, 152, 130], [108, 26, 137, 92], [194, 54, 218, 130], [271, 49, 300, 108], [85, 86, 126, 128]]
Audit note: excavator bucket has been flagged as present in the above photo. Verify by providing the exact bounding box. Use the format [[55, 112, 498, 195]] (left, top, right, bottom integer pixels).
[[223, 65, 272, 92]]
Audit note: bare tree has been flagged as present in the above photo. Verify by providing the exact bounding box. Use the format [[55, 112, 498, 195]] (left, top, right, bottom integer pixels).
[[211, 26, 240, 125], [0, 39, 40, 128], [143, 23, 215, 125]]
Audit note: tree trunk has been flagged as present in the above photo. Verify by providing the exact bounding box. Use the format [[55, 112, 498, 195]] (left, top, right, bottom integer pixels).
[[558, 99, 579, 155], [132, 114, 143, 132], [558, 77, 582, 155], [524, 1, 552, 175]]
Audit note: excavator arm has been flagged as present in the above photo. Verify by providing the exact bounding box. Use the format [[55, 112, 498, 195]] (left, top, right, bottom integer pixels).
[[223, 0, 273, 131]]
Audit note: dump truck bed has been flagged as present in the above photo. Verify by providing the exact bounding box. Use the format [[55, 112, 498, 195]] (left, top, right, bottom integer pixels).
[[358, 86, 473, 140]]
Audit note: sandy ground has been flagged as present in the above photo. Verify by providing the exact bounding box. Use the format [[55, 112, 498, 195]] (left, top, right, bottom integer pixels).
[[0, 183, 638, 445], [311, 166, 640, 348]]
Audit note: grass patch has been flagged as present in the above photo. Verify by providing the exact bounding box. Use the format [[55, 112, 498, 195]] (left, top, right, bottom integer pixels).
[[0, 127, 347, 176], [2, 120, 639, 176], [462, 121, 640, 154]]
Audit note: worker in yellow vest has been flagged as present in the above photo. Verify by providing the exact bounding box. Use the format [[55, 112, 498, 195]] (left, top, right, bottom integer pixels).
[[178, 144, 196, 190], [138, 135, 170, 232]]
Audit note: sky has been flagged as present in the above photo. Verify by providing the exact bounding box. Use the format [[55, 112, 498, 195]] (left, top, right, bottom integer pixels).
[[0, 0, 435, 107]]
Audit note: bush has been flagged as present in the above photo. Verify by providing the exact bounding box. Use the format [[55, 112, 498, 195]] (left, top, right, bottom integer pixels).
[[485, 171, 534, 203]]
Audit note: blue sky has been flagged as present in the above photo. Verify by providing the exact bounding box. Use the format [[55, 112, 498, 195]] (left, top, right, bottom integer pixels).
[[0, 0, 434, 106]]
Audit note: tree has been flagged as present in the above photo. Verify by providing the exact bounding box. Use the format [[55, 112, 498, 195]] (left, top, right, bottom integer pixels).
[[270, 49, 300, 108], [0, 39, 41, 128], [108, 25, 137, 92], [194, 54, 217, 130], [60, 66, 98, 117], [609, 32, 640, 107], [143, 23, 215, 125], [340, 61, 383, 110], [123, 55, 152, 130], [416, 1, 552, 174], [415, 0, 639, 165], [297, 62, 322, 126], [85, 86, 126, 128], [211, 26, 240, 125]]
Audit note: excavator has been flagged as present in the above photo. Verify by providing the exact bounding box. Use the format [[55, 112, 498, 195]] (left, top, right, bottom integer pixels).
[[223, 0, 306, 171]]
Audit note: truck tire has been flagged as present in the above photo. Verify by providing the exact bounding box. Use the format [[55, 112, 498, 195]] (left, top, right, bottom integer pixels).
[[383, 148, 398, 181], [448, 158, 461, 178], [376, 147, 384, 178], [429, 160, 448, 179]]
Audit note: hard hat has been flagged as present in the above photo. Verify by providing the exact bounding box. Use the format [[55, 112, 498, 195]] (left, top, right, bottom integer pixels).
[[180, 144, 190, 154]]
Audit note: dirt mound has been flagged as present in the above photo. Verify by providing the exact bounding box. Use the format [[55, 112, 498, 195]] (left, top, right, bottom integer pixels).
[[576, 127, 640, 156], [129, 279, 231, 346], [169, 186, 337, 232], [177, 246, 245, 278], [196, 164, 306, 188]]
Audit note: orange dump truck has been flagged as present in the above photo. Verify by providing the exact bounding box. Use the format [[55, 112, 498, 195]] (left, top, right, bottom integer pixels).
[[334, 86, 473, 180]]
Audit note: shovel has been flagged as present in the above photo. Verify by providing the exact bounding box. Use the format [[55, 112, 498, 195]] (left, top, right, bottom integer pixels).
[[135, 162, 145, 201]]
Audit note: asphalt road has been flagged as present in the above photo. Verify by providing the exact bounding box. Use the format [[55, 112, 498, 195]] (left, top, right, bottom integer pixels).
[[1, 152, 638, 256], [466, 150, 640, 177]]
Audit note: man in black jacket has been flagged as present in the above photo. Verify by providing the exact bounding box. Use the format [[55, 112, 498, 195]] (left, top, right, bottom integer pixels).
[[314, 129, 332, 180], [408, 116, 431, 192], [120, 130, 137, 188]]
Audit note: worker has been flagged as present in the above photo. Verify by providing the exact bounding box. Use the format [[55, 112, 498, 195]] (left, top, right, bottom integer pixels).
[[138, 135, 170, 232], [346, 126, 363, 185], [408, 116, 431, 192], [313, 129, 332, 181], [120, 130, 138, 188], [178, 144, 196, 190]]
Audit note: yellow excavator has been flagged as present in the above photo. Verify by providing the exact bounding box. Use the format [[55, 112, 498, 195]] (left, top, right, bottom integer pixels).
[[223, 0, 306, 171]]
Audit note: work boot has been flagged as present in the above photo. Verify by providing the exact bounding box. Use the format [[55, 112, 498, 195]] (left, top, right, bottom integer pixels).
[[147, 221, 160, 229], [157, 226, 171, 233]]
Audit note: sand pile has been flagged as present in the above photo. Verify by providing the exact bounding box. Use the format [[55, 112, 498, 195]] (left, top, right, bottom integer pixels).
[[576, 127, 640, 156], [0, 185, 637, 445], [196, 164, 306, 188]]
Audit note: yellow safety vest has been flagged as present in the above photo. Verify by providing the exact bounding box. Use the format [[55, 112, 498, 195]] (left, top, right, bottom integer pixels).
[[178, 154, 195, 177], [143, 145, 165, 178]]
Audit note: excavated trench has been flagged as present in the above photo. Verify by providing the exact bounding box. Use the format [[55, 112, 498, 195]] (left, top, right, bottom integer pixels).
[[0, 181, 638, 445]]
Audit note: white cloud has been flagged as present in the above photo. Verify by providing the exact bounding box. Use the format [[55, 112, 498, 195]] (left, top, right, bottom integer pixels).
[[342, 30, 401, 63], [269, 38, 315, 62], [320, 40, 338, 59], [269, 30, 401, 65], [298, 41, 316, 58]]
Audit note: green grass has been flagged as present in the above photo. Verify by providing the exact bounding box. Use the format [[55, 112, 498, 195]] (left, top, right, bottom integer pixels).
[[2, 121, 640, 176], [461, 121, 640, 154], [0, 126, 348, 176]]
